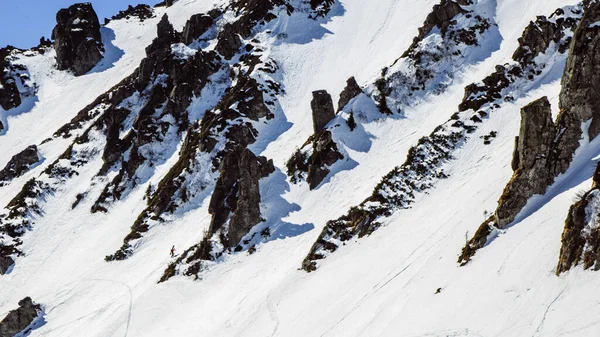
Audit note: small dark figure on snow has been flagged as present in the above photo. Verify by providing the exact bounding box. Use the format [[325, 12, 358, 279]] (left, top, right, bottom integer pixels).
[[170, 245, 175, 257]]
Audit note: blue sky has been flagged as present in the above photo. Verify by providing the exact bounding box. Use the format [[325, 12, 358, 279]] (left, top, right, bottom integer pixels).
[[0, 1, 162, 49]]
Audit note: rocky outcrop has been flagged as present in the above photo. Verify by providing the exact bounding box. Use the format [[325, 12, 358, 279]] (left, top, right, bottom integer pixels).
[[0, 255, 13, 275], [309, 0, 335, 18], [110, 4, 155, 22], [337, 77, 363, 111], [459, 7, 580, 112], [405, 0, 466, 55], [287, 131, 343, 190], [496, 97, 555, 227], [459, 2, 600, 265], [0, 48, 22, 111], [373, 0, 495, 115], [556, 163, 600, 274], [181, 13, 214, 45], [0, 297, 43, 337], [0, 47, 36, 113], [208, 148, 274, 248], [52, 3, 104, 76], [0, 145, 41, 185], [302, 3, 583, 272], [215, 23, 242, 60], [311, 90, 335, 133], [286, 89, 344, 189]]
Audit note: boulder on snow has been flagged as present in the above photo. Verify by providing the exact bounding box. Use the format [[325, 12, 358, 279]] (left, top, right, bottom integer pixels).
[[0, 297, 42, 337], [311, 90, 336, 133], [0, 145, 41, 184], [52, 3, 104, 76], [0, 255, 14, 275]]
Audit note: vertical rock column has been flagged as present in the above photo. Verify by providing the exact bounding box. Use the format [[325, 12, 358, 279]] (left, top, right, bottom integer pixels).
[[52, 3, 104, 76]]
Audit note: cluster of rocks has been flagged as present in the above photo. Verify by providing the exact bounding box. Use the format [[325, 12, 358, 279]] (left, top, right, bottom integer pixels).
[[460, 2, 598, 265], [109, 4, 155, 23], [374, 0, 493, 116], [52, 3, 104, 76], [0, 297, 43, 337]]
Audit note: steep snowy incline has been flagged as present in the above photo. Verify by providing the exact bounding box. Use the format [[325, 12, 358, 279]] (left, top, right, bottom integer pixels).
[[0, 0, 598, 336]]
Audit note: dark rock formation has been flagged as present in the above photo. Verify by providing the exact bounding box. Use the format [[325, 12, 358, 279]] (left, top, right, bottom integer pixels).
[[0, 145, 41, 184], [208, 149, 273, 247], [309, 0, 335, 18], [52, 3, 104, 76], [311, 90, 335, 133], [459, 8, 579, 112], [0, 48, 21, 111], [0, 297, 42, 337], [286, 131, 343, 190], [337, 76, 363, 111], [215, 23, 242, 60], [0, 47, 36, 113], [556, 162, 600, 274], [0, 255, 14, 275], [496, 97, 555, 227], [460, 2, 600, 265], [403, 0, 466, 57], [181, 14, 214, 44], [111, 4, 155, 22], [512, 11, 572, 66]]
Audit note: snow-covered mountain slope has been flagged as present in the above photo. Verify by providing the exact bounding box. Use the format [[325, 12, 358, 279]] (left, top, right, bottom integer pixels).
[[2, 0, 600, 336]]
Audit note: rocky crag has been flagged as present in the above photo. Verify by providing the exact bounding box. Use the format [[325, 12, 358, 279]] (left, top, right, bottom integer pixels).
[[460, 1, 600, 264]]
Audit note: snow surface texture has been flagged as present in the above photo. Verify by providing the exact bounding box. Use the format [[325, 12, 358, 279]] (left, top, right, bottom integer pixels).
[[2, 0, 600, 336]]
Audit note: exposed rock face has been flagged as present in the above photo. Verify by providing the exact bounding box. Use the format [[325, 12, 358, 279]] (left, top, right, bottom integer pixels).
[[52, 3, 104, 76], [460, 1, 600, 265], [0, 297, 42, 337], [209, 149, 273, 248], [0, 47, 36, 113], [182, 14, 214, 44], [287, 131, 343, 190], [0, 48, 21, 111], [309, 0, 335, 18], [459, 8, 579, 112], [287, 89, 344, 190], [337, 76, 363, 111], [311, 90, 335, 133], [0, 255, 13, 275], [512, 12, 571, 66], [496, 97, 555, 227], [0, 145, 41, 184], [418, 1, 465, 40], [555, 1, 600, 163], [556, 163, 600, 274], [215, 23, 242, 60]]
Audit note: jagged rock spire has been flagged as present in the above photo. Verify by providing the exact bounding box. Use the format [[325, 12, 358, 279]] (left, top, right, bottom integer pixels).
[[52, 3, 104, 76]]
